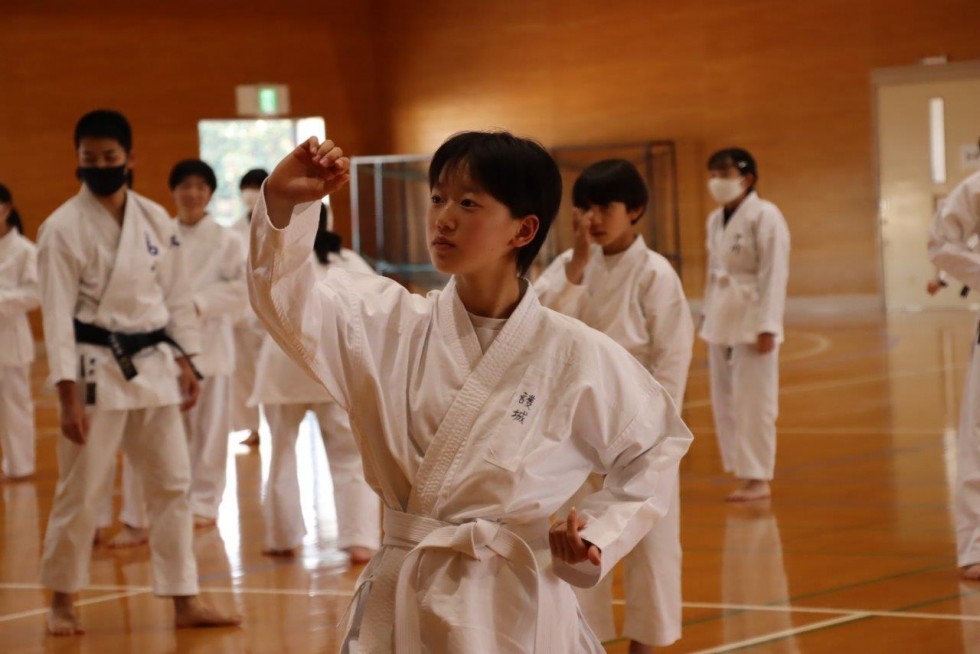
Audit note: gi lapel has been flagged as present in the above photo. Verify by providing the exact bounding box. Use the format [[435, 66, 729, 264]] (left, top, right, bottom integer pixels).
[[407, 279, 542, 517], [91, 191, 155, 325]]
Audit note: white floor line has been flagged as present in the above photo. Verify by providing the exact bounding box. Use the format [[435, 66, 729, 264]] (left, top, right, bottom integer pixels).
[[685, 362, 966, 409], [0, 581, 355, 598], [4, 583, 977, 626], [617, 599, 980, 624], [778, 332, 833, 364], [689, 613, 871, 653], [0, 589, 149, 624]]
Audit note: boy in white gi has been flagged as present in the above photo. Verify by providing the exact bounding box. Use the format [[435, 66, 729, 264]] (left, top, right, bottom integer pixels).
[[110, 159, 249, 546], [248, 132, 693, 652], [928, 169, 980, 579], [37, 110, 240, 635], [233, 168, 268, 448], [0, 183, 40, 481], [252, 203, 379, 563], [700, 148, 790, 502], [535, 159, 693, 653]]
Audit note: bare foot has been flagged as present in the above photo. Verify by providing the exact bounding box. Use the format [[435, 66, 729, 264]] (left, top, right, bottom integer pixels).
[[173, 596, 241, 629], [47, 592, 84, 636], [262, 547, 299, 558], [107, 525, 149, 549], [961, 564, 980, 580], [346, 547, 375, 565], [726, 480, 772, 503], [627, 640, 654, 654], [193, 515, 217, 529], [240, 431, 260, 448]]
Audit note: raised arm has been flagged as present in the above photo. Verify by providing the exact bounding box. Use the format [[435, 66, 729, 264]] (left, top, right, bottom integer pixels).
[[532, 250, 588, 318], [929, 173, 980, 288], [247, 138, 424, 410]]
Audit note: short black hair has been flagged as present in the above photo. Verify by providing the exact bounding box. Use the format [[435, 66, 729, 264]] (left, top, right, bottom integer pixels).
[[239, 168, 269, 190], [168, 159, 217, 192], [0, 183, 23, 234], [572, 159, 649, 221], [428, 131, 562, 276], [74, 110, 132, 153], [707, 148, 758, 189]]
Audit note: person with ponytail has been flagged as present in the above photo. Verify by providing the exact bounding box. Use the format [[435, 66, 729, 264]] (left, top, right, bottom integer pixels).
[[0, 182, 40, 481]]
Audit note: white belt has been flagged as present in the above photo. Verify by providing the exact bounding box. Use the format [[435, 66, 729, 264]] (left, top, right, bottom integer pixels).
[[383, 508, 547, 653]]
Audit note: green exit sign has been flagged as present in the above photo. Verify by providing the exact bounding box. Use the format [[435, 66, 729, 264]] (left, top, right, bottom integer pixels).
[[258, 87, 279, 115], [236, 84, 290, 117]]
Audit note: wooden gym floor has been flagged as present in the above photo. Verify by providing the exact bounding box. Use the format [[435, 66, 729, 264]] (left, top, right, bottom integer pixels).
[[2, 309, 980, 653]]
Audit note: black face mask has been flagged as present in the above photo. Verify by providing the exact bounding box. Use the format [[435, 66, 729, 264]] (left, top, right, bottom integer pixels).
[[76, 165, 128, 197]]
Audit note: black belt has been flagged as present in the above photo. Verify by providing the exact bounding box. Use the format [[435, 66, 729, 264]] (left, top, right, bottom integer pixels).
[[74, 319, 203, 381]]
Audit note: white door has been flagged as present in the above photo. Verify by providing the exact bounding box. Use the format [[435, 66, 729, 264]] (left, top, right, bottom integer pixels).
[[876, 63, 980, 311]]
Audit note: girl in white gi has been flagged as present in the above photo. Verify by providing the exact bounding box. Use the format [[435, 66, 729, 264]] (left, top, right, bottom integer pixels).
[[253, 203, 379, 563], [928, 169, 980, 580], [701, 148, 790, 502], [234, 168, 269, 448], [535, 159, 693, 653], [249, 131, 693, 653], [110, 160, 250, 546], [37, 110, 240, 635], [0, 183, 40, 481]]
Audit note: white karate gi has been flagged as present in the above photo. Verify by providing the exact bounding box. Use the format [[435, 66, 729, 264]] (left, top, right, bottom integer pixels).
[[248, 195, 693, 653], [250, 249, 380, 552], [118, 214, 247, 527], [928, 170, 980, 568], [535, 234, 693, 646], [0, 229, 40, 478], [231, 217, 263, 433], [37, 185, 200, 596], [700, 191, 790, 481]]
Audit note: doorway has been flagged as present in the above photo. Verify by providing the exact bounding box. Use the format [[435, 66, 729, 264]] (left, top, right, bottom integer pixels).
[[875, 62, 980, 311]]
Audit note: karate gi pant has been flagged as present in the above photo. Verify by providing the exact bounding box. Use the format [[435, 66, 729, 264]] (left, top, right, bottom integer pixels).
[[231, 324, 262, 432], [569, 475, 681, 647], [708, 343, 780, 480], [263, 402, 380, 552], [39, 405, 198, 596], [0, 365, 36, 478], [955, 336, 980, 567], [113, 375, 231, 527]]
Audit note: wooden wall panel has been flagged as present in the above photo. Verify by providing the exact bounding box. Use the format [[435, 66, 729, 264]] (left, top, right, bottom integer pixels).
[[0, 1, 384, 242], [373, 0, 980, 298]]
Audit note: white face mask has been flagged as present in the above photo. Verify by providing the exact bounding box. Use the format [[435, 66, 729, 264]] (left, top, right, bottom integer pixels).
[[708, 177, 745, 205], [241, 188, 261, 212]]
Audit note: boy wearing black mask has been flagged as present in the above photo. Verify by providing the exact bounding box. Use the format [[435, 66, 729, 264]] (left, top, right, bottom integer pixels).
[[36, 110, 240, 635]]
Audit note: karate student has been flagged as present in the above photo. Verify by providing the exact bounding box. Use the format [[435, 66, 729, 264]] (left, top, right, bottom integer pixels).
[[233, 168, 268, 448], [248, 131, 693, 652], [928, 169, 980, 580], [700, 148, 790, 502], [535, 159, 693, 653], [37, 110, 239, 635], [111, 159, 249, 545], [252, 203, 379, 562], [0, 183, 40, 481]]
